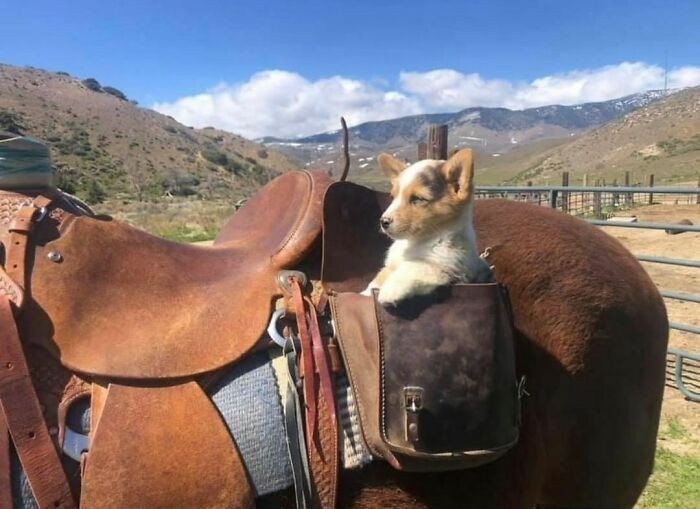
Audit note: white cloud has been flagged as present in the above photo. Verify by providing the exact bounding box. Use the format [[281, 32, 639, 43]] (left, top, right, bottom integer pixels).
[[153, 70, 421, 139], [153, 62, 700, 139]]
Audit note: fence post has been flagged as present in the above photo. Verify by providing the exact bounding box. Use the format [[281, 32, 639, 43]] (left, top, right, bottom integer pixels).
[[648, 174, 655, 205], [427, 124, 448, 160], [582, 173, 588, 186], [624, 171, 631, 205], [417, 142, 427, 161], [593, 179, 602, 218], [561, 171, 569, 213], [549, 189, 558, 209]]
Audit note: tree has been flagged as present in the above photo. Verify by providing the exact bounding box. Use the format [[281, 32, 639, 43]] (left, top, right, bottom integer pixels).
[[124, 162, 153, 201]]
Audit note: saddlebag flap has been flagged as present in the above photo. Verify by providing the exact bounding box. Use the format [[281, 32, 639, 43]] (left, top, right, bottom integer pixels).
[[330, 283, 519, 472]]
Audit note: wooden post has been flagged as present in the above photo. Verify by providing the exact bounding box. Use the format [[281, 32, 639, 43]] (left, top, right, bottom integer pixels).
[[417, 142, 427, 161], [582, 173, 588, 187], [593, 179, 602, 218], [427, 124, 448, 160], [561, 171, 570, 213], [624, 171, 631, 205], [648, 174, 655, 205]]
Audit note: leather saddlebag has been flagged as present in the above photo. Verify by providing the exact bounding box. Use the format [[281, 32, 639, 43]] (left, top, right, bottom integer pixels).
[[330, 283, 520, 472]]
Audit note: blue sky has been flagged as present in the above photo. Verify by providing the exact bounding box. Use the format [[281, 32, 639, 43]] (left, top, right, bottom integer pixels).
[[2, 0, 699, 137]]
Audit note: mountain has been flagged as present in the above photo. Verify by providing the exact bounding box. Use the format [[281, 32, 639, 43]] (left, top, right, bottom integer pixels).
[[262, 91, 668, 180], [0, 64, 300, 202], [479, 86, 700, 185]]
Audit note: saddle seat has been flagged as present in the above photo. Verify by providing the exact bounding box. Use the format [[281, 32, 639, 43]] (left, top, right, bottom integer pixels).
[[20, 170, 331, 379]]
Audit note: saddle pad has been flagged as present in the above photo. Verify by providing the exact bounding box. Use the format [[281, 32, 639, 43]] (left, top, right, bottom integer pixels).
[[208, 352, 293, 497]]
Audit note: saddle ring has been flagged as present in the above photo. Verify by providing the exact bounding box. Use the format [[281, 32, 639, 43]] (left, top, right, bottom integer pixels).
[[267, 308, 288, 348]]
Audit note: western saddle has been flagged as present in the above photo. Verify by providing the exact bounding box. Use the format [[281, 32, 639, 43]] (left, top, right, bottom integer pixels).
[[0, 170, 519, 509]]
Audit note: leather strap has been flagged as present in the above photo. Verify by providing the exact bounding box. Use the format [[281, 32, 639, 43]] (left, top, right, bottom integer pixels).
[[283, 339, 312, 509], [305, 300, 339, 509], [290, 279, 339, 509], [0, 413, 10, 509], [291, 277, 317, 442], [5, 195, 53, 296], [0, 298, 76, 509]]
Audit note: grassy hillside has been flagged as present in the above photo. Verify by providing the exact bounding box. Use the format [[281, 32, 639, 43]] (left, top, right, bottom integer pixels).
[[480, 87, 700, 185], [0, 64, 300, 203]]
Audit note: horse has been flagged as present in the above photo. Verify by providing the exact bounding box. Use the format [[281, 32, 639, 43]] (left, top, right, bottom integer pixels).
[[0, 171, 667, 508]]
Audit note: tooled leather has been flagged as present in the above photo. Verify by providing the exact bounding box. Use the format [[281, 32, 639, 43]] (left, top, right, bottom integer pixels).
[[308, 387, 339, 509], [0, 193, 32, 226], [0, 272, 22, 306]]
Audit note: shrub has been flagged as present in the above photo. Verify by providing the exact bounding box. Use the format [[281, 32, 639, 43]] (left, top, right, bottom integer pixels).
[[0, 110, 25, 134], [81, 78, 102, 92], [83, 179, 107, 204], [103, 86, 128, 101], [201, 147, 228, 166]]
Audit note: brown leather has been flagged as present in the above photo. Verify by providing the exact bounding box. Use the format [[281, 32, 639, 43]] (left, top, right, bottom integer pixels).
[[288, 278, 339, 509], [330, 292, 399, 467], [88, 383, 108, 448], [0, 298, 76, 509], [21, 171, 332, 379], [0, 413, 10, 509], [374, 284, 518, 465], [306, 298, 338, 509], [216, 170, 331, 267], [5, 195, 54, 296], [80, 382, 254, 509], [0, 269, 23, 309], [308, 385, 339, 509], [321, 181, 391, 293]]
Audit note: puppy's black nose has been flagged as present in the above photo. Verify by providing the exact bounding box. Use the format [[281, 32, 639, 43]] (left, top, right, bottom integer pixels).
[[380, 217, 392, 229]]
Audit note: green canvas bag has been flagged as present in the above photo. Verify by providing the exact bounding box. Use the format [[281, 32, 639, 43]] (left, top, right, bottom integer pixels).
[[0, 132, 54, 189]]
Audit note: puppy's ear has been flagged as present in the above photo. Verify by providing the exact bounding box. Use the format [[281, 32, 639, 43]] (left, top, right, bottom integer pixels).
[[441, 149, 474, 203], [377, 153, 406, 181]]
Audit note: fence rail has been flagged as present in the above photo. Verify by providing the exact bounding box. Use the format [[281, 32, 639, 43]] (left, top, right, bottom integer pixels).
[[476, 185, 699, 219], [475, 183, 700, 402]]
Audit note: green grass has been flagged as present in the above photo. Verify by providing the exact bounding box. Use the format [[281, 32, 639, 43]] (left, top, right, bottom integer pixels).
[[638, 418, 700, 508], [154, 224, 218, 243], [638, 447, 700, 508]]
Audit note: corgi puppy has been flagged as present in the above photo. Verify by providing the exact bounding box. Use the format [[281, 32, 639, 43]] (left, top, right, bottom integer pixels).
[[363, 149, 491, 306]]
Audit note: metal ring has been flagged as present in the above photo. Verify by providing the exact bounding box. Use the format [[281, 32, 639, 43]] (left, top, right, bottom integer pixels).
[[34, 206, 48, 223], [267, 308, 288, 348]]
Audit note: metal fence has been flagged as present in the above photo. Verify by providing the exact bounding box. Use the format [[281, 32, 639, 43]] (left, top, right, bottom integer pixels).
[[475, 184, 700, 402]]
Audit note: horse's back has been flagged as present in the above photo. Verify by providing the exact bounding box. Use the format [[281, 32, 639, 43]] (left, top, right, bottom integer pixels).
[[474, 199, 668, 507]]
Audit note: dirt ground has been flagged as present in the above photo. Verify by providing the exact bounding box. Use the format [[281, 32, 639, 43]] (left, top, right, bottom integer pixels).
[[602, 204, 700, 457]]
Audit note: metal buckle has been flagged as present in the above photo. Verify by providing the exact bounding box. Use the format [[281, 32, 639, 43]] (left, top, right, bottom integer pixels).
[[276, 270, 308, 294], [33, 206, 48, 223], [404, 386, 424, 412]]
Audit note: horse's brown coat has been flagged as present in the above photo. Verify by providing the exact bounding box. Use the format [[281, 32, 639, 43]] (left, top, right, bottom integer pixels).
[[265, 198, 668, 508]]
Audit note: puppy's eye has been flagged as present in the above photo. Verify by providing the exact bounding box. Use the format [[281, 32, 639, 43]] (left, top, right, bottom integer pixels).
[[409, 195, 428, 205]]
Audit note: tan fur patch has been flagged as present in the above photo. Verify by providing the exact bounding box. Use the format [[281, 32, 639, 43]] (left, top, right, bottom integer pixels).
[[382, 150, 475, 240]]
